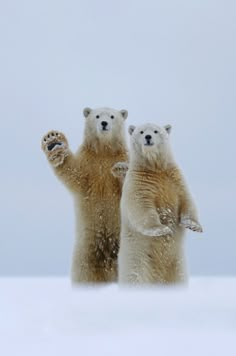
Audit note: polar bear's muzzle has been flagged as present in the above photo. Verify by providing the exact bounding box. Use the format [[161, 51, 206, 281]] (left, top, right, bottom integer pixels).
[[98, 120, 111, 133], [144, 134, 154, 146], [101, 121, 108, 130]]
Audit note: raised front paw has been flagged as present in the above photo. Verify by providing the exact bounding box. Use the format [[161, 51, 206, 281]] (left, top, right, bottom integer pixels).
[[111, 162, 129, 179], [142, 225, 173, 237], [180, 217, 203, 233], [41, 130, 69, 167]]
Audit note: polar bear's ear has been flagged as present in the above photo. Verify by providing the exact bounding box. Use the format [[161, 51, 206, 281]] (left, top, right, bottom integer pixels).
[[83, 107, 92, 118], [128, 125, 136, 135], [120, 110, 128, 120], [164, 125, 172, 134]]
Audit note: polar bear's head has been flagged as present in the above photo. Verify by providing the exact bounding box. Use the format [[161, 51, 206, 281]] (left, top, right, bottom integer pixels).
[[128, 123, 173, 166], [129, 123, 171, 149], [83, 107, 128, 150]]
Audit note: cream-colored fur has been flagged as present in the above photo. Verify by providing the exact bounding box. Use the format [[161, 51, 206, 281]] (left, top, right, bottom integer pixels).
[[41, 107, 128, 284], [118, 123, 202, 285]]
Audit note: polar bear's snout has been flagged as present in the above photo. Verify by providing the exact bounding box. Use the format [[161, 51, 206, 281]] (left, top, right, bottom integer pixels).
[[97, 119, 111, 133], [144, 134, 154, 146], [101, 121, 108, 131]]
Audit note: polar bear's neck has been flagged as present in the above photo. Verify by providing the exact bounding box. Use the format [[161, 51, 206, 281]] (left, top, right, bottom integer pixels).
[[130, 142, 175, 171], [82, 128, 128, 154]]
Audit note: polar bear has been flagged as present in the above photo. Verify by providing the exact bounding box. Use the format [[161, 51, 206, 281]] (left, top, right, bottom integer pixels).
[[41, 107, 128, 283], [118, 123, 202, 285]]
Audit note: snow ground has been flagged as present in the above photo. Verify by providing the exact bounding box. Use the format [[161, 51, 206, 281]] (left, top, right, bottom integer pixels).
[[1, 277, 235, 356]]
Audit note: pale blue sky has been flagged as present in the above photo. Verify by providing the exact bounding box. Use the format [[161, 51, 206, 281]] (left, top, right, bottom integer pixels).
[[0, 0, 235, 275]]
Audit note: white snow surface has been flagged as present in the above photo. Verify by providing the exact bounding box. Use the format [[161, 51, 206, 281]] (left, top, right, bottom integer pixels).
[[1, 277, 236, 356]]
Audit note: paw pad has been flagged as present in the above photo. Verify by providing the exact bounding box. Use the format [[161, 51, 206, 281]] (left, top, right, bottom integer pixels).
[[47, 142, 63, 151], [41, 131, 67, 152]]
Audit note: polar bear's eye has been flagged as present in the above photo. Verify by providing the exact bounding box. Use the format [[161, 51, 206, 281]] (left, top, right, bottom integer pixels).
[[110, 115, 114, 119], [96, 115, 100, 119], [154, 130, 158, 134], [140, 131, 144, 134]]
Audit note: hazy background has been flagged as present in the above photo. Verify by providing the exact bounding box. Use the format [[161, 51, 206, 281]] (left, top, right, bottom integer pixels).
[[0, 0, 235, 276]]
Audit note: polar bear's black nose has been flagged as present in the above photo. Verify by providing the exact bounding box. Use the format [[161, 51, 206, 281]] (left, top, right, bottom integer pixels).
[[145, 135, 152, 140], [101, 121, 108, 127]]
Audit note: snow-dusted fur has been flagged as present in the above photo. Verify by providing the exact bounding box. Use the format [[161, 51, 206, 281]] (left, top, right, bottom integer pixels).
[[118, 123, 202, 285], [41, 107, 128, 283]]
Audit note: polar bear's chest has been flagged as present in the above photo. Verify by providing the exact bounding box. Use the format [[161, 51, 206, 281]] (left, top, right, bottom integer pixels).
[[79, 159, 122, 200]]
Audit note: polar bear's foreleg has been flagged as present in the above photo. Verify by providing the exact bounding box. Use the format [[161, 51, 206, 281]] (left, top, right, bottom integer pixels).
[[41, 130, 80, 192], [180, 191, 203, 233], [126, 202, 173, 237]]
